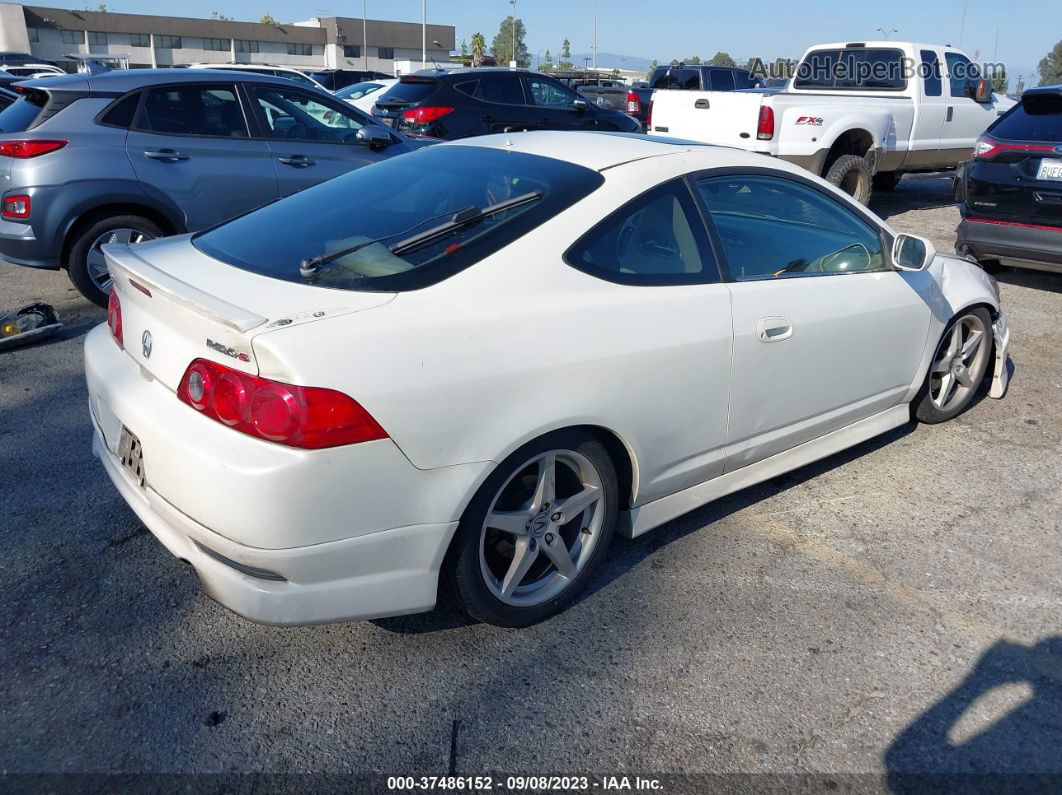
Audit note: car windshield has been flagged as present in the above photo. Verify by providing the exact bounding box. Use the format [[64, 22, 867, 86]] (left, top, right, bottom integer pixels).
[[337, 81, 383, 100], [193, 146, 604, 292]]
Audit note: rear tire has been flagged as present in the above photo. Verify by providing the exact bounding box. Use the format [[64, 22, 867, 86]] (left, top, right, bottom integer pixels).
[[914, 308, 993, 424], [824, 154, 873, 204], [873, 171, 901, 191], [977, 258, 1006, 274], [67, 214, 162, 308], [443, 430, 619, 627]]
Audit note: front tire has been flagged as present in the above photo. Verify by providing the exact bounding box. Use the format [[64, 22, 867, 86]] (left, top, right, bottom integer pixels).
[[67, 214, 161, 308], [914, 308, 993, 424], [824, 154, 873, 204], [443, 430, 619, 627]]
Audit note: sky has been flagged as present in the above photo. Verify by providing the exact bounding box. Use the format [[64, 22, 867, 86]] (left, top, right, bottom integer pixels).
[[31, 0, 1061, 83]]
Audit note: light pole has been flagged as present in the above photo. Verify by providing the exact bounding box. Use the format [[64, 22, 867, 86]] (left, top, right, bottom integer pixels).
[[593, 0, 597, 70], [422, 0, 427, 70], [510, 0, 517, 68], [362, 0, 368, 70], [875, 26, 897, 39]]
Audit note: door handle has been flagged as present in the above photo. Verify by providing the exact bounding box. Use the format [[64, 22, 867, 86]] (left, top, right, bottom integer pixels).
[[946, 107, 954, 122], [143, 149, 188, 162], [278, 155, 315, 167], [694, 98, 710, 109], [756, 316, 793, 343]]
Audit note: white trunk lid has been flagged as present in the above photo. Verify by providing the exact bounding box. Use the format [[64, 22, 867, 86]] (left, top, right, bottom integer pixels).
[[105, 236, 395, 391], [651, 90, 768, 148]]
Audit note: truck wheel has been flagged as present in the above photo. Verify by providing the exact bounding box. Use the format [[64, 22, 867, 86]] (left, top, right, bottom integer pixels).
[[873, 171, 901, 191], [824, 155, 873, 204]]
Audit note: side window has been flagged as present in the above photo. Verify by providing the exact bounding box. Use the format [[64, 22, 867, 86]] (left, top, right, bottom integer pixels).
[[137, 85, 247, 138], [99, 91, 141, 128], [734, 72, 756, 89], [253, 86, 364, 143], [945, 52, 980, 99], [697, 175, 886, 280], [566, 180, 717, 285], [524, 77, 579, 108], [476, 74, 525, 105], [709, 70, 736, 91], [455, 79, 480, 98], [920, 50, 942, 97]]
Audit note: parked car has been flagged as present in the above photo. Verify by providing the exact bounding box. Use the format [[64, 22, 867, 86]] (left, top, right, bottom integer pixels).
[[0, 64, 66, 79], [0, 86, 17, 111], [188, 63, 330, 92], [85, 132, 1008, 628], [303, 68, 393, 92], [336, 78, 399, 114], [648, 63, 760, 91], [955, 85, 1062, 274], [0, 51, 58, 67], [0, 69, 428, 306], [552, 71, 650, 128], [648, 42, 1016, 203], [373, 69, 642, 139]]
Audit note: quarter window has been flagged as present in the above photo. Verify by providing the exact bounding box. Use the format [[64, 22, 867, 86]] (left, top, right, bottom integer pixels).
[[566, 180, 716, 285], [138, 85, 247, 138], [920, 50, 942, 97], [253, 86, 364, 143], [697, 175, 886, 280], [99, 92, 141, 128]]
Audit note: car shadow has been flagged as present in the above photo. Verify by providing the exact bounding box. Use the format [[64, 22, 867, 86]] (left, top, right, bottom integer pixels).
[[885, 636, 1062, 792], [376, 420, 919, 635], [871, 174, 958, 221], [994, 267, 1062, 294]]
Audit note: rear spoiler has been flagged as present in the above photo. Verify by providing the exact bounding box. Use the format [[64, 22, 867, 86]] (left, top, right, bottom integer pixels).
[[106, 245, 268, 333], [11, 79, 120, 129]]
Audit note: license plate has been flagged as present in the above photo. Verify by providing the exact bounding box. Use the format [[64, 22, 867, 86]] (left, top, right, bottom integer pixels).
[[117, 426, 146, 488], [1037, 158, 1062, 182]]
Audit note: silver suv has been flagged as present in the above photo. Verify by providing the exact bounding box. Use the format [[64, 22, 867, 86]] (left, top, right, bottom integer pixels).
[[0, 69, 426, 306]]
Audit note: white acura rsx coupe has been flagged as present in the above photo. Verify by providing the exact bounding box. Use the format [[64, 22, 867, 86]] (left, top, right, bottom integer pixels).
[[85, 132, 1009, 628]]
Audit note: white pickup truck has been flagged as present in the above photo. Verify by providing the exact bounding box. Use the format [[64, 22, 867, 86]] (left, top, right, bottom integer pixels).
[[648, 41, 1014, 202]]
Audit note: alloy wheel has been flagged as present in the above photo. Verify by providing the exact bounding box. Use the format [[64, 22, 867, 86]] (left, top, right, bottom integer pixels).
[[930, 313, 990, 411], [85, 228, 154, 294]]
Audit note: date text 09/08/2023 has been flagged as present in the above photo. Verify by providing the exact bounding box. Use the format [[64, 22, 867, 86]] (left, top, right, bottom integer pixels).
[[386, 775, 664, 791]]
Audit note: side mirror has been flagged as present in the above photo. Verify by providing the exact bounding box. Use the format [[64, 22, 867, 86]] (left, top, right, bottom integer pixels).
[[975, 77, 992, 103], [892, 233, 936, 271], [354, 126, 392, 149], [572, 98, 588, 113]]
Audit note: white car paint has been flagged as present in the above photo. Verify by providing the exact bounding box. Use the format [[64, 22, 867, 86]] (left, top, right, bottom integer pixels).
[[339, 79, 398, 114], [649, 41, 1015, 179], [84, 132, 1009, 625]]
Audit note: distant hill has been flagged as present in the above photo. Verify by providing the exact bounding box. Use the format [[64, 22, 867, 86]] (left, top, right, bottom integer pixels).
[[565, 52, 656, 71]]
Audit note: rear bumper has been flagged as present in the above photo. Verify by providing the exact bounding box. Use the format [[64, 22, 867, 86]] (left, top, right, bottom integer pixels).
[[0, 217, 59, 269], [957, 218, 1062, 273]]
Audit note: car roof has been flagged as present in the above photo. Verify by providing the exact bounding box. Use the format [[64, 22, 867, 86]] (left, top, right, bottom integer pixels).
[[15, 68, 331, 93], [440, 130, 775, 172], [1022, 84, 1062, 97]]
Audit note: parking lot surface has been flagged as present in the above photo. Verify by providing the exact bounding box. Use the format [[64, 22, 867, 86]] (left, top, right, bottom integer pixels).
[[2, 175, 1060, 787]]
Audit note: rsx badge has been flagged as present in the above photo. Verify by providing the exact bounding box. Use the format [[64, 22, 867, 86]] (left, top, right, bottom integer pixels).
[[206, 338, 251, 362]]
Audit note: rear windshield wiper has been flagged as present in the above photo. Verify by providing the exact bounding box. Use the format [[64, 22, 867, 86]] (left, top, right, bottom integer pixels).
[[389, 190, 542, 256]]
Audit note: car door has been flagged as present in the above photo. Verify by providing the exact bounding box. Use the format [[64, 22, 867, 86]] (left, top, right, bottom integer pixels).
[[472, 73, 538, 133], [246, 83, 396, 196], [523, 75, 595, 130], [935, 52, 1001, 167], [125, 82, 279, 232], [694, 172, 932, 471], [907, 49, 947, 168], [565, 177, 733, 502]]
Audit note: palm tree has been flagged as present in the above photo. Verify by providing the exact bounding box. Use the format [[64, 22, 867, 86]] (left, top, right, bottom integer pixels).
[[471, 32, 487, 67]]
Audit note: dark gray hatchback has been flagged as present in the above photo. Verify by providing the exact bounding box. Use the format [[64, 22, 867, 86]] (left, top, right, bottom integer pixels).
[[0, 69, 427, 306]]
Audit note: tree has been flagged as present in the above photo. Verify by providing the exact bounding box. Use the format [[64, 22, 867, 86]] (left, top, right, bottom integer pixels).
[[260, 14, 278, 25], [685, 56, 701, 65], [541, 49, 553, 71], [611, 67, 621, 79], [645, 59, 658, 81], [558, 37, 574, 70], [211, 11, 231, 20], [1038, 40, 1062, 85], [491, 17, 529, 67], [709, 51, 736, 67], [470, 32, 487, 67], [461, 39, 468, 56]]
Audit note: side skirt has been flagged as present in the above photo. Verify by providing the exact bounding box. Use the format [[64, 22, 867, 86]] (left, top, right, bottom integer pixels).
[[620, 404, 910, 539]]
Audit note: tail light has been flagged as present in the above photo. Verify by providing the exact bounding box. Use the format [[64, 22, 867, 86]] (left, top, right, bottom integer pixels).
[[974, 134, 1053, 160], [0, 139, 67, 158], [177, 359, 388, 450], [645, 100, 653, 131], [756, 105, 774, 141], [2, 195, 30, 219], [625, 92, 640, 114], [107, 289, 123, 350], [401, 106, 455, 125]]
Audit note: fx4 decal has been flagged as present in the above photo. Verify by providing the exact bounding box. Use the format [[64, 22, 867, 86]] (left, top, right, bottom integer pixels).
[[795, 116, 824, 126]]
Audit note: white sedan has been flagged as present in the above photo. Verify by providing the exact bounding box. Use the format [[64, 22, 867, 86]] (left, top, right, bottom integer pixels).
[[85, 133, 1009, 627], [336, 78, 398, 114]]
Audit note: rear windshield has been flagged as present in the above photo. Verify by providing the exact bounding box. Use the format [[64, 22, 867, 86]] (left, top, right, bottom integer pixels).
[[991, 94, 1062, 142], [794, 48, 906, 90], [336, 81, 383, 100], [193, 146, 604, 292], [650, 67, 701, 90], [0, 94, 44, 133], [376, 80, 437, 105]]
